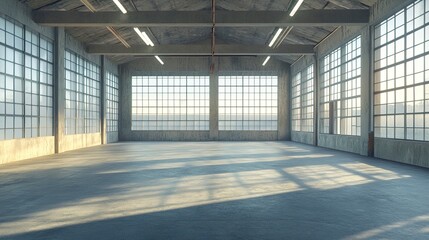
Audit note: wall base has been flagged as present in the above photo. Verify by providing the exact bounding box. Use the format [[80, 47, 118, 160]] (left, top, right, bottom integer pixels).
[[0, 136, 55, 164]]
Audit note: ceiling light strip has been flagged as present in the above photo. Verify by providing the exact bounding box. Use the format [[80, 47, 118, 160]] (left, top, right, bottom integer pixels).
[[262, 56, 270, 66], [289, 0, 304, 17], [155, 56, 164, 65], [141, 31, 154, 46], [133, 27, 149, 45], [134, 28, 155, 46], [269, 28, 283, 47], [273, 26, 294, 48], [113, 0, 127, 14]]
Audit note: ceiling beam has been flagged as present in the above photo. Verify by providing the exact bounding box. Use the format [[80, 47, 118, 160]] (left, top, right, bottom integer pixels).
[[33, 10, 369, 27], [86, 44, 315, 56]]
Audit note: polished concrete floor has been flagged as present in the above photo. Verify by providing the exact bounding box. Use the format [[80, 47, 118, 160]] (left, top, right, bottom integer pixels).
[[0, 141, 428, 240]]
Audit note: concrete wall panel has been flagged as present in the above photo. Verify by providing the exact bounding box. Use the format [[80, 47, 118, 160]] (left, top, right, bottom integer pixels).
[[0, 0, 54, 39], [59, 133, 102, 153], [0, 137, 55, 164], [120, 56, 290, 141], [290, 55, 316, 145], [318, 134, 362, 155], [124, 131, 210, 141], [107, 132, 119, 143], [375, 139, 429, 168], [291, 132, 314, 146], [218, 131, 278, 141]]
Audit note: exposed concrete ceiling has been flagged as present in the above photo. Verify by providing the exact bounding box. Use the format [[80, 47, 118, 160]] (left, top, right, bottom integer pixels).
[[20, 0, 378, 64]]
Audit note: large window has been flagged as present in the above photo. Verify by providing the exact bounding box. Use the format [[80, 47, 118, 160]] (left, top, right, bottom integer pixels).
[[320, 36, 361, 136], [106, 72, 119, 133], [219, 76, 278, 131], [292, 65, 314, 132], [65, 50, 100, 135], [132, 76, 209, 131], [0, 16, 53, 141], [374, 0, 429, 141]]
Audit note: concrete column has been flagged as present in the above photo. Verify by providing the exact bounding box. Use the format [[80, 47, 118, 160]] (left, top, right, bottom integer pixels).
[[278, 64, 290, 140], [209, 65, 219, 140], [360, 27, 372, 156], [100, 56, 107, 144], [54, 27, 65, 153], [313, 54, 319, 146], [119, 66, 132, 141]]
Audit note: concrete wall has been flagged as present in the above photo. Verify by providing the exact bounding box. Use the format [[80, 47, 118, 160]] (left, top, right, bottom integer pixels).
[[0, 0, 56, 164], [374, 139, 429, 168], [314, 25, 371, 156], [291, 131, 314, 145], [60, 133, 102, 153], [291, 0, 429, 168], [104, 57, 120, 144], [290, 55, 316, 146], [124, 131, 210, 141], [369, 0, 429, 168], [56, 31, 104, 153], [218, 131, 278, 141], [0, 137, 55, 164], [107, 132, 119, 143], [0, 0, 54, 39], [0, 0, 118, 164], [57, 34, 120, 151], [119, 56, 290, 141]]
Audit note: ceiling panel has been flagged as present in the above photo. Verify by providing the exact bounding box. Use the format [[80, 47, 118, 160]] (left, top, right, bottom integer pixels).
[[21, 0, 378, 64]]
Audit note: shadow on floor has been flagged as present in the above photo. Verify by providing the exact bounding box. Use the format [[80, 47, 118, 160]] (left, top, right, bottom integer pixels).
[[2, 181, 429, 240], [0, 142, 428, 239]]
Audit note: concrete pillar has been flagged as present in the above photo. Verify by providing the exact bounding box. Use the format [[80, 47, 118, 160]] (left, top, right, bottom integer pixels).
[[118, 66, 132, 141], [278, 64, 290, 140], [100, 56, 107, 144], [360, 27, 372, 156], [54, 27, 65, 153], [209, 61, 219, 140], [313, 54, 319, 146]]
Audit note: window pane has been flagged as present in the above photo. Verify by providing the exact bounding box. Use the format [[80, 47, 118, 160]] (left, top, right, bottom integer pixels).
[[131, 75, 209, 131], [0, 19, 53, 140], [219, 75, 278, 131], [320, 36, 361, 136], [64, 50, 100, 134], [374, 1, 429, 141]]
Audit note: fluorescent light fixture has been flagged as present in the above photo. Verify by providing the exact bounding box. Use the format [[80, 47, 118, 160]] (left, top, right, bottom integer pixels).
[[269, 28, 283, 47], [134, 27, 154, 47], [155, 56, 164, 65], [289, 0, 304, 17], [262, 56, 270, 66], [133, 27, 144, 39], [141, 31, 154, 46], [113, 0, 127, 14]]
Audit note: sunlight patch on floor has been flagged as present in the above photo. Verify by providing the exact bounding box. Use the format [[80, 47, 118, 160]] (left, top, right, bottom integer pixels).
[[0, 169, 304, 234], [344, 214, 429, 240], [0, 142, 420, 238], [283, 163, 407, 190]]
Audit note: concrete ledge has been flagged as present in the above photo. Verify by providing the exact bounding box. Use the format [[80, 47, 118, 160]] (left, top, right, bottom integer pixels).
[[0, 136, 55, 164], [291, 131, 314, 145], [318, 134, 362, 155], [59, 133, 102, 153], [375, 138, 429, 168], [218, 131, 277, 141], [123, 131, 210, 141]]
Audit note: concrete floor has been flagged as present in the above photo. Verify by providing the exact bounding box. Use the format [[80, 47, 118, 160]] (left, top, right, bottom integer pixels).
[[0, 142, 428, 240]]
